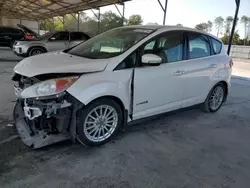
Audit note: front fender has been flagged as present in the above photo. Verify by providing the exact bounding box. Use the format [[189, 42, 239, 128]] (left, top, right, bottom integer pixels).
[[27, 43, 47, 51], [66, 71, 133, 111]]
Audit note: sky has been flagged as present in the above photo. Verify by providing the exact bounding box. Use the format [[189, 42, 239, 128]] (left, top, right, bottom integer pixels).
[[85, 0, 250, 38]]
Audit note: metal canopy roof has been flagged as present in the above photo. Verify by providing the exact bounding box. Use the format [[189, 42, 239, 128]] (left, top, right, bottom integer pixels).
[[0, 0, 131, 20]]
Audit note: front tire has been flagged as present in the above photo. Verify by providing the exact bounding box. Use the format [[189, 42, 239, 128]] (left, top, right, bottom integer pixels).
[[29, 48, 44, 56], [201, 83, 226, 113], [77, 98, 123, 146]]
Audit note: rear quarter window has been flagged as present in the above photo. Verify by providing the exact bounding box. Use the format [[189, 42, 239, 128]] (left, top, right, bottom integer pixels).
[[211, 38, 222, 54], [188, 33, 211, 59]]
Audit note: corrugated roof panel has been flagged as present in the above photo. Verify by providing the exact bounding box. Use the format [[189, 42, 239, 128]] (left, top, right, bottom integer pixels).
[[0, 0, 131, 20]]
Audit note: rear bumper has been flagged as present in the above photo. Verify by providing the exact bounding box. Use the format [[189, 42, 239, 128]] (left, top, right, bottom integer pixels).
[[14, 101, 70, 149]]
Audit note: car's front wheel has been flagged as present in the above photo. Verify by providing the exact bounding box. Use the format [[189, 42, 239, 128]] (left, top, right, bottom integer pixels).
[[202, 83, 226, 112], [77, 98, 123, 146], [29, 48, 44, 56]]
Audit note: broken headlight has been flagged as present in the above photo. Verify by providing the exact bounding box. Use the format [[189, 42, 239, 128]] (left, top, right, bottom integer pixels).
[[20, 76, 78, 98]]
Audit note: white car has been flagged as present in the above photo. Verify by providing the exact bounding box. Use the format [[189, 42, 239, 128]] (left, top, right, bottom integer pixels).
[[13, 31, 90, 57], [12, 25, 232, 149]]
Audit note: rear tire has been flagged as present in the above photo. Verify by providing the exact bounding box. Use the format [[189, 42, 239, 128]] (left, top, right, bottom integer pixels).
[[76, 98, 123, 146], [201, 83, 226, 113], [29, 48, 44, 56]]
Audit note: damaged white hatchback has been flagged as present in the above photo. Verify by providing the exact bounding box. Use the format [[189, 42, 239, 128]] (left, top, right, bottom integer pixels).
[[12, 25, 232, 148]]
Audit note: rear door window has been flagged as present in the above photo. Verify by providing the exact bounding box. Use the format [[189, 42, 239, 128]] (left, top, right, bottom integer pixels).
[[211, 38, 222, 54], [188, 33, 211, 59]]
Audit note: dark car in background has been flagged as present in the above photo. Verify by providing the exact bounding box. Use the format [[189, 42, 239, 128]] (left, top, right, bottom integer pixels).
[[0, 24, 38, 48]]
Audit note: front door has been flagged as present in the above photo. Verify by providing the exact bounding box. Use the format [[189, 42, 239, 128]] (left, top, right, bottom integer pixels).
[[133, 31, 187, 120], [46, 31, 69, 52]]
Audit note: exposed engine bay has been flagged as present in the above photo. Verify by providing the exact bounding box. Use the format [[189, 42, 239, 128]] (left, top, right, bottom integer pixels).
[[12, 73, 83, 149]]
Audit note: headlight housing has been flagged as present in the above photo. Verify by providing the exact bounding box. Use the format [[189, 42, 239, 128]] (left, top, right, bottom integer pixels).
[[20, 76, 78, 98]]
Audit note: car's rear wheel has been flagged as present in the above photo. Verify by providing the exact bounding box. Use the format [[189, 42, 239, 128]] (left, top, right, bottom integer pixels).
[[201, 83, 226, 112], [29, 48, 44, 56], [77, 98, 123, 146]]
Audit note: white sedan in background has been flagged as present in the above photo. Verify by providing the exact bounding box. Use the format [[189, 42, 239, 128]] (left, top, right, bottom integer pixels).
[[12, 25, 232, 148]]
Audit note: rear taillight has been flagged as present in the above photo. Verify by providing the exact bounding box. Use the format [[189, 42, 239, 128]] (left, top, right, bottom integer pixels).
[[229, 59, 233, 68]]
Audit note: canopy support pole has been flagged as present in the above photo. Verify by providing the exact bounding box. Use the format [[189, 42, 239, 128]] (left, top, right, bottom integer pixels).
[[114, 3, 125, 26], [98, 8, 100, 33], [122, 4, 125, 26], [77, 12, 80, 31], [38, 20, 40, 35], [227, 0, 241, 55], [91, 8, 101, 34], [157, 0, 168, 25], [63, 16, 65, 30]]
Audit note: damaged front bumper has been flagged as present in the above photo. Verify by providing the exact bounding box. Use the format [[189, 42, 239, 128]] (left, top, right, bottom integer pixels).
[[14, 93, 83, 149]]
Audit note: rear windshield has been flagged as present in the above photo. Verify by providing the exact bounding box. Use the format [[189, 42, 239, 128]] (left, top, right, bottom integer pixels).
[[67, 28, 154, 59]]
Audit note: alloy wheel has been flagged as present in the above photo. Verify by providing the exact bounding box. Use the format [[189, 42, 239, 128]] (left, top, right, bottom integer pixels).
[[209, 85, 224, 111], [31, 49, 43, 56], [83, 105, 118, 142]]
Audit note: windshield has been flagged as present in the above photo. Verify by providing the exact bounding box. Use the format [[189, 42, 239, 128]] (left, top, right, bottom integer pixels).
[[67, 27, 154, 59]]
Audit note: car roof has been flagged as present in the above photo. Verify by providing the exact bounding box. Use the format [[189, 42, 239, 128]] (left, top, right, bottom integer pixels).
[[121, 25, 220, 41], [0, 26, 20, 29], [122, 25, 164, 30]]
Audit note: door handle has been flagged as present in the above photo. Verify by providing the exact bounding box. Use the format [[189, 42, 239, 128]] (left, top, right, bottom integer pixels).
[[209, 64, 217, 68], [173, 70, 185, 76]]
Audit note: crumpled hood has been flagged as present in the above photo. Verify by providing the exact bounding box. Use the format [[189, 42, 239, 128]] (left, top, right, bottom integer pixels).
[[14, 52, 108, 77]]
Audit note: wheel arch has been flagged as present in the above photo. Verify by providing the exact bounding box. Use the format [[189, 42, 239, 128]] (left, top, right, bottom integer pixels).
[[27, 46, 48, 54], [86, 95, 125, 112], [213, 80, 228, 102], [83, 95, 128, 129], [217, 80, 228, 95]]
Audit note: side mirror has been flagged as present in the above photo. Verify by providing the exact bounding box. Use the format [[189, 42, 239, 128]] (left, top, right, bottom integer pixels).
[[141, 54, 162, 66]]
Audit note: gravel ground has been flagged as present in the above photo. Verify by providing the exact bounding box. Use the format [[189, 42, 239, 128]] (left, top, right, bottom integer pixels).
[[1, 54, 250, 188]]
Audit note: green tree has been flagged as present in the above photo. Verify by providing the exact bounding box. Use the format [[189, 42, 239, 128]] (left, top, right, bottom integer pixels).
[[176, 23, 183, 27], [214, 16, 224, 37], [221, 31, 241, 45], [80, 16, 98, 36], [224, 16, 234, 35], [40, 19, 55, 31], [195, 23, 209, 31], [195, 21, 212, 33], [127, 14, 143, 25], [241, 15, 250, 45], [100, 11, 123, 32], [207, 21, 213, 33]]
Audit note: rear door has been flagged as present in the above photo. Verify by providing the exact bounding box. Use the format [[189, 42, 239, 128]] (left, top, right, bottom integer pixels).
[[69, 32, 88, 48], [181, 32, 219, 107], [46, 31, 69, 52]]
